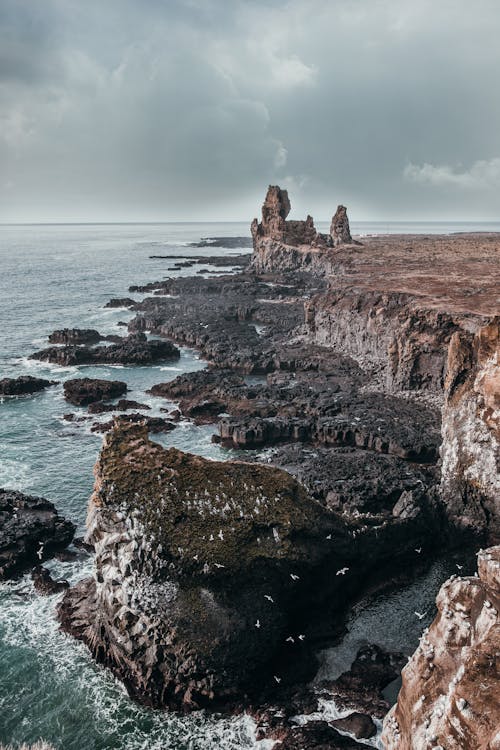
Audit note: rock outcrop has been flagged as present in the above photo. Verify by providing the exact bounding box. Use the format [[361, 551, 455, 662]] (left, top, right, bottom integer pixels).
[[63, 378, 127, 406], [440, 318, 500, 543], [0, 489, 75, 579], [382, 546, 500, 750], [58, 421, 344, 710], [30, 332, 180, 367], [0, 375, 58, 397], [330, 205, 352, 246]]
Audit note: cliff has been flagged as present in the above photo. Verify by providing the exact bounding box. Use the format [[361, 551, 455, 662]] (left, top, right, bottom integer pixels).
[[382, 546, 500, 749]]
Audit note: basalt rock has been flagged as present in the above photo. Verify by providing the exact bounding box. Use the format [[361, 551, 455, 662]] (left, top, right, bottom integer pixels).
[[31, 565, 69, 595], [104, 298, 136, 308], [330, 205, 352, 246], [382, 546, 500, 750], [0, 489, 75, 580], [30, 333, 180, 367], [88, 399, 151, 415], [440, 318, 500, 542], [58, 421, 349, 710], [90, 414, 176, 434], [48, 328, 102, 345], [63, 378, 127, 406], [0, 375, 58, 397]]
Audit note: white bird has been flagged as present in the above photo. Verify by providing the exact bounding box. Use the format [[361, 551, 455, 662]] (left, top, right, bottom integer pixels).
[[456, 564, 463, 570], [286, 636, 295, 643], [415, 611, 427, 620], [336, 567, 349, 576], [193, 554, 199, 561], [273, 675, 281, 684], [290, 573, 299, 581], [298, 634, 305, 641], [415, 548, 422, 554], [218, 529, 224, 541], [214, 563, 225, 569], [326, 534, 332, 540], [37, 543, 44, 560], [209, 533, 214, 541], [255, 619, 261, 629], [264, 594, 274, 603]]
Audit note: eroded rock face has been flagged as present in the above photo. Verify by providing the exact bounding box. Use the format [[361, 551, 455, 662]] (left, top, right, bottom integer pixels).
[[0, 376, 58, 397], [251, 186, 334, 274], [58, 421, 345, 710], [440, 318, 500, 542], [382, 546, 500, 750], [330, 205, 352, 246], [0, 489, 75, 579]]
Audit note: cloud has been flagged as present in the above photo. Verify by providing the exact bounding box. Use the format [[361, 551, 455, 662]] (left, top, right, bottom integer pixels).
[[404, 158, 500, 189], [1, 0, 500, 220]]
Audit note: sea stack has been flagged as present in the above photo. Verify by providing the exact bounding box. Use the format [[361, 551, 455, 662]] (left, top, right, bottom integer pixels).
[[330, 204, 353, 245]]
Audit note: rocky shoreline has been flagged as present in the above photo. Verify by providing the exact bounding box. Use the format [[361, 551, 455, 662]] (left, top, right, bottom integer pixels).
[[2, 186, 499, 748]]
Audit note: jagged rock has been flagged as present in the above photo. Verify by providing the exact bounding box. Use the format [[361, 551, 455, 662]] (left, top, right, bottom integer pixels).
[[275, 721, 366, 749], [382, 546, 500, 749], [63, 378, 127, 406], [440, 318, 500, 542], [90, 414, 176, 434], [48, 328, 101, 345], [0, 376, 58, 397], [0, 489, 75, 579], [31, 565, 69, 595], [330, 205, 352, 246], [30, 332, 180, 367], [331, 712, 376, 739], [57, 421, 363, 711], [88, 399, 151, 415], [104, 298, 136, 308]]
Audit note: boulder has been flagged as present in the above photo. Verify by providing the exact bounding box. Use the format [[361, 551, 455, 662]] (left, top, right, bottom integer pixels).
[[0, 376, 58, 397], [0, 489, 75, 580], [30, 333, 180, 367], [31, 565, 69, 595], [63, 378, 127, 406], [330, 205, 352, 246], [48, 328, 101, 345]]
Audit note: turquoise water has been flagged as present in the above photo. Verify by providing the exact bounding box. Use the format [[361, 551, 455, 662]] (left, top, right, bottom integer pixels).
[[0, 222, 485, 748]]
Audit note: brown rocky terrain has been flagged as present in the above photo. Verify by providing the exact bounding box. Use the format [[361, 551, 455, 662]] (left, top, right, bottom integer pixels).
[[382, 546, 500, 749]]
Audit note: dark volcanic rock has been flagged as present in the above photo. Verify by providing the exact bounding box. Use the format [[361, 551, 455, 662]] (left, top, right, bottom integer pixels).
[[330, 205, 353, 246], [90, 414, 176, 434], [0, 489, 75, 580], [58, 421, 357, 711], [31, 333, 180, 367], [331, 712, 376, 739], [105, 298, 136, 308], [0, 375, 58, 397], [48, 328, 102, 345], [31, 565, 69, 595], [88, 398, 151, 415], [276, 721, 366, 749], [63, 378, 127, 406]]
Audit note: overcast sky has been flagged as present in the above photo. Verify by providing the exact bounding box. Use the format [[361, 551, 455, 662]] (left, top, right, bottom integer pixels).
[[1, 0, 500, 222]]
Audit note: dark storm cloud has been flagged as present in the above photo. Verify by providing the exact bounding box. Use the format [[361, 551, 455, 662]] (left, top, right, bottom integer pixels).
[[1, 0, 499, 221]]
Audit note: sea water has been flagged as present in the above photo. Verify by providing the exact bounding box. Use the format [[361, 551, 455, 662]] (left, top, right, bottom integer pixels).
[[0, 221, 487, 749]]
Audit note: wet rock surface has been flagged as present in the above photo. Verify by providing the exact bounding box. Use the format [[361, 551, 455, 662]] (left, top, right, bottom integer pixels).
[[382, 546, 500, 749], [63, 377, 128, 406], [0, 375, 58, 397], [31, 565, 69, 595], [30, 332, 180, 367], [0, 489, 75, 580]]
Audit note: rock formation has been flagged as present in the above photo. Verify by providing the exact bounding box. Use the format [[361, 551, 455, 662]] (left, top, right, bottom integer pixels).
[[0, 489, 75, 579], [0, 375, 58, 397], [30, 332, 180, 367], [330, 205, 352, 245], [63, 378, 127, 406], [58, 421, 344, 710], [440, 318, 500, 543], [382, 546, 500, 749]]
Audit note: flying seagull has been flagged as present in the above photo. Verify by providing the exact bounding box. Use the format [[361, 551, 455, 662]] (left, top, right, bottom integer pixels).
[[290, 573, 299, 581], [255, 620, 261, 629], [415, 548, 422, 554], [336, 567, 349, 576], [286, 636, 295, 644], [264, 594, 274, 603], [415, 611, 427, 620], [273, 675, 281, 684]]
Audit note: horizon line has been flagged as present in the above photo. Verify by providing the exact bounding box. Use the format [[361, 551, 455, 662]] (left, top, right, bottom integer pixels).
[[2, 218, 500, 227]]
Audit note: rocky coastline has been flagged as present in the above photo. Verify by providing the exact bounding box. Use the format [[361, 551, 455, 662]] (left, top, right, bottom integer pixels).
[[4, 186, 499, 748]]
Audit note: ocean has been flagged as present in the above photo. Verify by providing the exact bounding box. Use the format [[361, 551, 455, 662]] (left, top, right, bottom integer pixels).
[[0, 221, 489, 749]]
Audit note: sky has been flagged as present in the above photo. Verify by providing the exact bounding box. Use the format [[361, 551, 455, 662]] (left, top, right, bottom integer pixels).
[[1, 0, 500, 222]]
